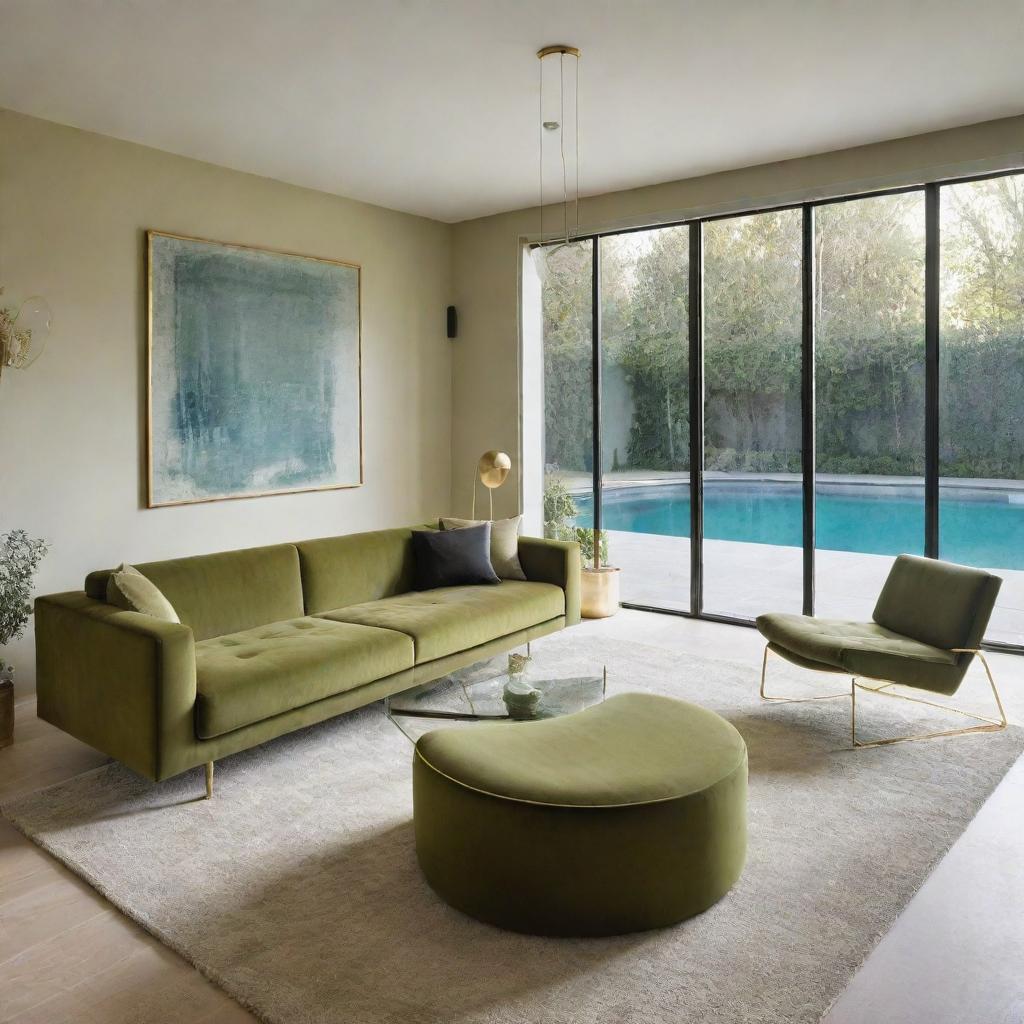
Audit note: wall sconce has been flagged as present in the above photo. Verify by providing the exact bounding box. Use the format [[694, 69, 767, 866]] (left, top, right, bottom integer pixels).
[[0, 289, 52, 382]]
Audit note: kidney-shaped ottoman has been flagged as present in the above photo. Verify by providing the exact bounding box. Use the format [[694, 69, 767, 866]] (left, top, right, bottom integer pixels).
[[412, 692, 747, 936]]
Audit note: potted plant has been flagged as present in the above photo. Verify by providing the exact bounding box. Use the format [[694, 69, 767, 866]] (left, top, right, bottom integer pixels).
[[543, 472, 620, 619], [575, 526, 620, 619], [0, 529, 48, 746]]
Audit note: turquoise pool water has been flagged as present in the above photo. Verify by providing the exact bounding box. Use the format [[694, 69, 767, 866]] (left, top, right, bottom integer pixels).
[[573, 482, 1024, 570]]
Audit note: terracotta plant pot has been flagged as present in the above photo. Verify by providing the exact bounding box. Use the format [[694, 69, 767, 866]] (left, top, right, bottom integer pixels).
[[580, 566, 621, 619]]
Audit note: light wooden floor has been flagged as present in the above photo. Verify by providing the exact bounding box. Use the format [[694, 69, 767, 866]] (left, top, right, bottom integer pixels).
[[0, 696, 256, 1024]]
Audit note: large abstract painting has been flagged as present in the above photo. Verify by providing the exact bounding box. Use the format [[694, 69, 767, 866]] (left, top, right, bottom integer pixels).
[[147, 231, 361, 506]]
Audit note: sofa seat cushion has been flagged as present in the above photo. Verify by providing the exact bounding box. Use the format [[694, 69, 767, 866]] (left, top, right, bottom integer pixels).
[[318, 581, 565, 664], [195, 617, 414, 738]]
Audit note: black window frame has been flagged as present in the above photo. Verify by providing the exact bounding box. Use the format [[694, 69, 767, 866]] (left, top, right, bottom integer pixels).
[[533, 166, 1024, 655]]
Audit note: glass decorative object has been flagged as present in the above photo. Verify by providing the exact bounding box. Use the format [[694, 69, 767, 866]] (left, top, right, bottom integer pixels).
[[503, 652, 541, 719]]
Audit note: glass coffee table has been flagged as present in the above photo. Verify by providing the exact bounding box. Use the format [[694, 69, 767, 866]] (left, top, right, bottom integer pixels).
[[385, 647, 607, 742]]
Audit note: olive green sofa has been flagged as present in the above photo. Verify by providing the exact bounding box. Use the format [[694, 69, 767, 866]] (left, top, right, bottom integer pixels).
[[35, 527, 580, 794]]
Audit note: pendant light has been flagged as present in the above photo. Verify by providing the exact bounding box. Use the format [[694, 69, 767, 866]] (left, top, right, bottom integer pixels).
[[537, 45, 581, 244]]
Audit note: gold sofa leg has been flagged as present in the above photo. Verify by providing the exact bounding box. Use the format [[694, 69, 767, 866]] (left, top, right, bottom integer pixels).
[[758, 644, 850, 703], [851, 651, 1008, 748], [205, 761, 214, 799]]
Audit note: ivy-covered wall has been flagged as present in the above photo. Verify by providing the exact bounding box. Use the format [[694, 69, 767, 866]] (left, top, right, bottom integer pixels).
[[543, 177, 1024, 481]]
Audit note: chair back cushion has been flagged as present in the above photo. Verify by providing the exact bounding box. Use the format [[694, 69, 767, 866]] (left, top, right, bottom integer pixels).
[[86, 544, 304, 641], [296, 528, 421, 614], [872, 554, 1002, 651]]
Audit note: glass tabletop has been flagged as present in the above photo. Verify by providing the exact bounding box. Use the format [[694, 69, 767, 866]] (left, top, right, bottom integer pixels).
[[385, 647, 606, 742]]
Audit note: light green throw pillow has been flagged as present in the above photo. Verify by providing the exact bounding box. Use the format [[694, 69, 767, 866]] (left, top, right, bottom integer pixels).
[[440, 515, 527, 581], [106, 563, 180, 623]]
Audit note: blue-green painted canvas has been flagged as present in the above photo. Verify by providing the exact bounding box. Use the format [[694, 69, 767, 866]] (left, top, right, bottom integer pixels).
[[148, 233, 361, 505]]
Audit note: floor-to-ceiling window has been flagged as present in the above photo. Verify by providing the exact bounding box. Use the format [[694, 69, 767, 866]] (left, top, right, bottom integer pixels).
[[814, 193, 927, 620], [539, 240, 593, 548], [939, 174, 1024, 646], [533, 166, 1024, 653], [596, 226, 690, 610], [703, 210, 803, 617]]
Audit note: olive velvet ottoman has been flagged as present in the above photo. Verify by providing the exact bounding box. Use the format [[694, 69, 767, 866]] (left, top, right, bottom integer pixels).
[[412, 692, 747, 936]]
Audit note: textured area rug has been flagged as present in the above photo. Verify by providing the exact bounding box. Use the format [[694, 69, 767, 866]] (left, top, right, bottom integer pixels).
[[5, 635, 1023, 1024]]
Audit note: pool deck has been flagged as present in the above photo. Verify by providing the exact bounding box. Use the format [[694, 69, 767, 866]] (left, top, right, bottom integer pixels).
[[551, 470, 1024, 645], [605, 529, 1024, 647]]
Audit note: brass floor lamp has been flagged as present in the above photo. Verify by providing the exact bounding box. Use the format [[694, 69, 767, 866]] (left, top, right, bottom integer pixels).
[[471, 450, 511, 519]]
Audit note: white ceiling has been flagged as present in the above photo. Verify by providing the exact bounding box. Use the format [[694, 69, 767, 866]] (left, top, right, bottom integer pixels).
[[2, 0, 1023, 223]]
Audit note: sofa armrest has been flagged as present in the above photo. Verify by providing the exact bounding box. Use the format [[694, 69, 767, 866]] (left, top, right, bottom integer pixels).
[[517, 536, 581, 626], [35, 592, 197, 781]]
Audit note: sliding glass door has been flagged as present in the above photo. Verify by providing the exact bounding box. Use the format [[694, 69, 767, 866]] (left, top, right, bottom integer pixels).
[[702, 211, 804, 617], [534, 167, 1024, 653], [539, 240, 593, 546], [939, 174, 1024, 646], [814, 193, 927, 620], [599, 226, 690, 610]]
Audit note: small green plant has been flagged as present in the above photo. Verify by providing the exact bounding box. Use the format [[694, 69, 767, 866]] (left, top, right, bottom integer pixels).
[[543, 473, 613, 568], [574, 526, 610, 570], [0, 529, 49, 671], [543, 473, 578, 541], [0, 288, 36, 368]]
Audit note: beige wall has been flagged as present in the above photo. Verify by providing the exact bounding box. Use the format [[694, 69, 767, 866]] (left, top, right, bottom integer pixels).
[[4, 108, 1024, 693], [451, 114, 1024, 520], [0, 110, 454, 693]]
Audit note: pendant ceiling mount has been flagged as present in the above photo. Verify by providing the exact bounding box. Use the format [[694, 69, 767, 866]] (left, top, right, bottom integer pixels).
[[536, 44, 581, 59]]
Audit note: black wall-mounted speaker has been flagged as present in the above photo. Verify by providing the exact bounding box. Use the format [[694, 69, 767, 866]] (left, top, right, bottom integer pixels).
[[446, 305, 458, 339]]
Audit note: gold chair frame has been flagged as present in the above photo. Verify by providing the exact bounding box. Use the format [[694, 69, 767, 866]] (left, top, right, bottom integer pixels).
[[759, 644, 1007, 748]]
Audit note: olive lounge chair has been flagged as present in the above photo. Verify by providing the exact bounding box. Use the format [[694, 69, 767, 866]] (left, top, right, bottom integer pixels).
[[756, 554, 1007, 747]]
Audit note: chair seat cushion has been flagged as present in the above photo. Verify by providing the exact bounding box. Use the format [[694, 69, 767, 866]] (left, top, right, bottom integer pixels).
[[757, 612, 962, 693], [195, 618, 414, 738], [318, 581, 565, 664]]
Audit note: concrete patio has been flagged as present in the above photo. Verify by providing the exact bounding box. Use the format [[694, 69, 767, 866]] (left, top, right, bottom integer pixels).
[[554, 471, 1024, 645], [607, 529, 1024, 646]]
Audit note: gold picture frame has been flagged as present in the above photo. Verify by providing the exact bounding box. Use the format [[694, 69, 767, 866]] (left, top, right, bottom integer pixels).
[[146, 230, 363, 507]]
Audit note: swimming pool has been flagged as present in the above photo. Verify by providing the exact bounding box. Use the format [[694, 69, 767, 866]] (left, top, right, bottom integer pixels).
[[572, 481, 1024, 570]]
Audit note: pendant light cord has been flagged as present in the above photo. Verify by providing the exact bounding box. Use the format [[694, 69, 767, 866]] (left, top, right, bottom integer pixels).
[[575, 52, 580, 240], [537, 47, 581, 245], [559, 52, 568, 242], [539, 54, 544, 244]]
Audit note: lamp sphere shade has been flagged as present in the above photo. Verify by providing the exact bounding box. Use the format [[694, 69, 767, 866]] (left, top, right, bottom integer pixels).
[[478, 450, 512, 489]]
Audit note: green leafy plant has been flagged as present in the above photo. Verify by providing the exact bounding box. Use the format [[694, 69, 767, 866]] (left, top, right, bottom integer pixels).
[[543, 473, 611, 569], [0, 288, 35, 368], [540, 184, 1024, 482], [0, 529, 49, 671], [574, 526, 610, 570], [543, 472, 578, 541]]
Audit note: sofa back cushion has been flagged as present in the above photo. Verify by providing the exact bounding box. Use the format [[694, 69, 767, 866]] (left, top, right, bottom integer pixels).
[[296, 528, 421, 614], [85, 544, 304, 641]]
